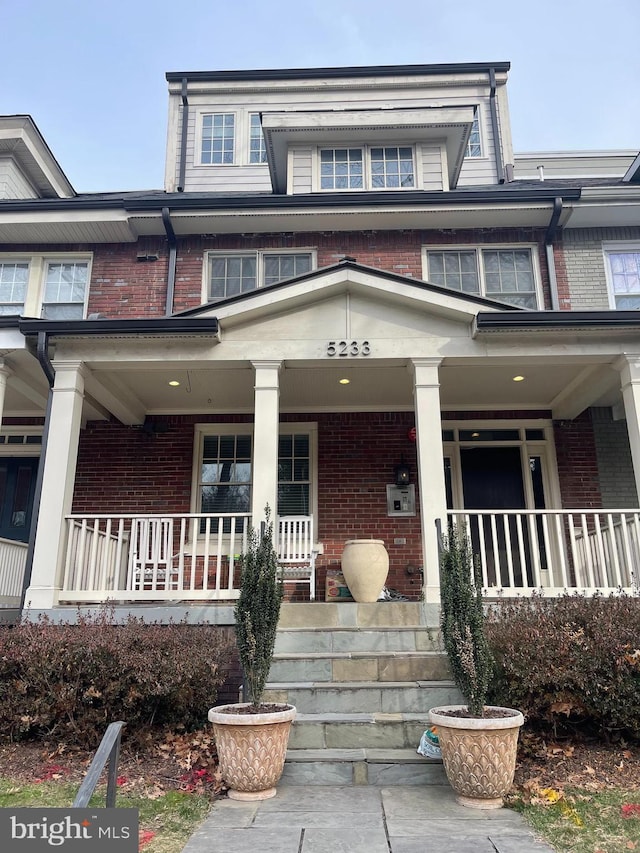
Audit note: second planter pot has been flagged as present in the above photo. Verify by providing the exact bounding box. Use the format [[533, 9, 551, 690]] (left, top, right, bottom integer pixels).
[[341, 539, 389, 602]]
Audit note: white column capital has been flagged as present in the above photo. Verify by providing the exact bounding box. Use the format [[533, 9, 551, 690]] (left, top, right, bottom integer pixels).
[[615, 354, 640, 386], [410, 357, 443, 387]]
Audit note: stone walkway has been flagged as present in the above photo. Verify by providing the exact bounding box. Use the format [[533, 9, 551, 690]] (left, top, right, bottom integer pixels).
[[181, 784, 556, 853]]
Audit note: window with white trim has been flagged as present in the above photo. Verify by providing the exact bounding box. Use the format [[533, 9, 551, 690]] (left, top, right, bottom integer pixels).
[[465, 113, 482, 158], [423, 246, 539, 309], [249, 114, 267, 164], [193, 424, 317, 522], [201, 113, 235, 164], [206, 250, 314, 300], [320, 145, 415, 190], [0, 254, 91, 317], [604, 245, 640, 309]]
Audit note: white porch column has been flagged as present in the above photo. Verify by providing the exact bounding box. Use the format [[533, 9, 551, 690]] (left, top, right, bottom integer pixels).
[[251, 360, 281, 527], [0, 363, 11, 430], [25, 362, 85, 610], [411, 358, 447, 604], [618, 355, 640, 503]]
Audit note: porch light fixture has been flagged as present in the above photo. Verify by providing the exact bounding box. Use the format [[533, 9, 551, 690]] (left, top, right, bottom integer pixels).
[[339, 378, 350, 385], [168, 379, 181, 386], [394, 458, 411, 486], [512, 375, 525, 382]]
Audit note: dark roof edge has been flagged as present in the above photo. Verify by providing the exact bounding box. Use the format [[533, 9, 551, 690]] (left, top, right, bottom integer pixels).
[[19, 317, 219, 336], [166, 62, 511, 83], [176, 258, 519, 317], [476, 310, 640, 329]]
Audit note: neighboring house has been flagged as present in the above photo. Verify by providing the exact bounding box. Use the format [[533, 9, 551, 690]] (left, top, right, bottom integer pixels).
[[0, 62, 639, 621]]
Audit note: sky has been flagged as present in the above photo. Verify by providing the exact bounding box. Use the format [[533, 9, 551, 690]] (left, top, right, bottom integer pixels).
[[3, 0, 639, 193]]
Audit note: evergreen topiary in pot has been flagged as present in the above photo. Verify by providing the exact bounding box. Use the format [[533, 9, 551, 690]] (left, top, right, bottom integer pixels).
[[428, 524, 524, 809], [208, 506, 296, 800]]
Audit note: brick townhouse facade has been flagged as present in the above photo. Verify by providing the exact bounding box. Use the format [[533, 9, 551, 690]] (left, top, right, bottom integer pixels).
[[0, 62, 639, 620]]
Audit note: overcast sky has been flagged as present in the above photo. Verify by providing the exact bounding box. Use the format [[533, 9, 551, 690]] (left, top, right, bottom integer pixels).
[[3, 0, 639, 192]]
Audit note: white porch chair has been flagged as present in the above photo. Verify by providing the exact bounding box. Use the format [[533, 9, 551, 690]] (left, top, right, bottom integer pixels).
[[277, 515, 317, 600], [128, 517, 178, 590]]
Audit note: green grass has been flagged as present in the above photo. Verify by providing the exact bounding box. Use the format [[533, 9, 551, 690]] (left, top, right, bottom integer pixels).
[[512, 788, 640, 853], [0, 779, 211, 853]]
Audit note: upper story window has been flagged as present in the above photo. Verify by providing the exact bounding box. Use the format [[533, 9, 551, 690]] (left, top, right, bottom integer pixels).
[[201, 113, 235, 164], [465, 113, 482, 158], [0, 254, 90, 318], [604, 244, 640, 309], [423, 246, 539, 309], [249, 114, 267, 164], [320, 146, 414, 191], [206, 250, 314, 301]]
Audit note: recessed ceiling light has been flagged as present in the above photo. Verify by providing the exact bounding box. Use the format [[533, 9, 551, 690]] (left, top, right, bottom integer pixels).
[[512, 375, 525, 382], [339, 378, 350, 385], [471, 432, 480, 438], [168, 380, 181, 387]]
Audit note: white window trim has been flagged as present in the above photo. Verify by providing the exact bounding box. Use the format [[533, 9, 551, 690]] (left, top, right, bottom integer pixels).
[[195, 110, 270, 167], [202, 248, 317, 302], [0, 252, 92, 318], [248, 113, 268, 165], [0, 428, 43, 457], [464, 106, 487, 160], [421, 243, 543, 309], [314, 144, 418, 192], [602, 241, 640, 310], [190, 421, 319, 524]]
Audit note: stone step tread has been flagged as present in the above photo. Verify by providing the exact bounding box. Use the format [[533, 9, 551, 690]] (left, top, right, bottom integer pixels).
[[266, 679, 457, 690], [285, 747, 441, 764], [295, 712, 432, 723], [273, 650, 444, 660]]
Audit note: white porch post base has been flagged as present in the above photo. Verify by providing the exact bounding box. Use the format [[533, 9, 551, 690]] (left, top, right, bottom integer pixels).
[[411, 358, 447, 604], [25, 362, 85, 611], [250, 361, 281, 527]]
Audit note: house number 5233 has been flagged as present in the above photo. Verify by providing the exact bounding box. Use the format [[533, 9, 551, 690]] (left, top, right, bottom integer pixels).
[[326, 340, 371, 357]]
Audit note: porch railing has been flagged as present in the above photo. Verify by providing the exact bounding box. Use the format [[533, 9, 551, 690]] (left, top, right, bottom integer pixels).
[[0, 537, 28, 608], [448, 510, 640, 597], [62, 513, 250, 602]]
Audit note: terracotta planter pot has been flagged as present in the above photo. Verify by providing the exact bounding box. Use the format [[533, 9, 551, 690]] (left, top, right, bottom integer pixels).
[[341, 539, 389, 602], [208, 703, 296, 800], [429, 705, 524, 809]]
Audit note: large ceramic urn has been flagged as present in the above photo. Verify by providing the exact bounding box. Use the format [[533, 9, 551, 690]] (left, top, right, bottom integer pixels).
[[341, 539, 389, 602]]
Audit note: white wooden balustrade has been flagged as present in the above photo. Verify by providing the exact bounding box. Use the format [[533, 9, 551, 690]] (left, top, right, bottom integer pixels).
[[0, 537, 28, 607], [448, 509, 640, 597]]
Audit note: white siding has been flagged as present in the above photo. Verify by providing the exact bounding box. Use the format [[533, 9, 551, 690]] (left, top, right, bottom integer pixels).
[[419, 144, 444, 191], [290, 147, 313, 194], [0, 157, 39, 199], [167, 75, 511, 194]]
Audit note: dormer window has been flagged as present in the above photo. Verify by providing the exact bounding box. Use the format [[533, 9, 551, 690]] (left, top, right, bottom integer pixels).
[[201, 113, 235, 164], [465, 113, 482, 158], [319, 146, 414, 191], [249, 114, 267, 164]]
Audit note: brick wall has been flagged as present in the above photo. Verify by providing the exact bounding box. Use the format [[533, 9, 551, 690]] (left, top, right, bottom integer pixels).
[[591, 407, 638, 508], [560, 226, 640, 310], [553, 410, 602, 509]]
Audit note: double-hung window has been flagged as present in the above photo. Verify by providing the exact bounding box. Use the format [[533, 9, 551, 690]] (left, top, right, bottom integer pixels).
[[603, 244, 640, 309], [465, 112, 482, 158], [206, 250, 314, 300], [423, 246, 539, 309], [201, 113, 235, 164], [320, 146, 414, 190], [0, 255, 90, 317], [249, 114, 267, 164]]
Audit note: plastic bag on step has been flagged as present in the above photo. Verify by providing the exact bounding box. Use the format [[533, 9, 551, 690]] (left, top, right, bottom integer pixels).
[[417, 726, 441, 758]]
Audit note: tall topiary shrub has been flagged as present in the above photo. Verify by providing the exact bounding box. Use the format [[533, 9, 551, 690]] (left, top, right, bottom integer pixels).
[[234, 506, 283, 710], [439, 525, 493, 716]]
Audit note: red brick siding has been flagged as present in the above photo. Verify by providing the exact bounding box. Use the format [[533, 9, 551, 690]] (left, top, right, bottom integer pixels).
[[553, 411, 602, 509]]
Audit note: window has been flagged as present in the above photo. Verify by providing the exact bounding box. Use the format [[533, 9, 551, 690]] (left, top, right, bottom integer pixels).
[[193, 424, 317, 521], [206, 251, 314, 300], [319, 146, 414, 190], [0, 254, 91, 318], [465, 113, 482, 158], [604, 245, 640, 309], [249, 114, 267, 164], [424, 247, 539, 309], [201, 113, 235, 164]]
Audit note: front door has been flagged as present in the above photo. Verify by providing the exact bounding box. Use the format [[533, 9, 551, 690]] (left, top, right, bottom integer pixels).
[[0, 458, 38, 543]]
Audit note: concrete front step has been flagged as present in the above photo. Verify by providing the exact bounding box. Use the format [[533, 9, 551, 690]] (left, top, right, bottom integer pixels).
[[269, 651, 450, 683], [278, 601, 439, 629], [264, 680, 463, 714], [274, 626, 442, 654], [289, 712, 432, 750], [282, 748, 447, 786]]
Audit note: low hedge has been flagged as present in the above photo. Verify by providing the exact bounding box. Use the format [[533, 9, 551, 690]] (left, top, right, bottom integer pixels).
[[0, 611, 234, 747], [486, 594, 640, 740]]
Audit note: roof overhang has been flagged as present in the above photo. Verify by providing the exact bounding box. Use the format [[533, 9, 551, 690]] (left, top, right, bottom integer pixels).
[[262, 106, 475, 192], [19, 316, 219, 338], [0, 116, 74, 198], [475, 309, 640, 336], [623, 151, 640, 183]]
